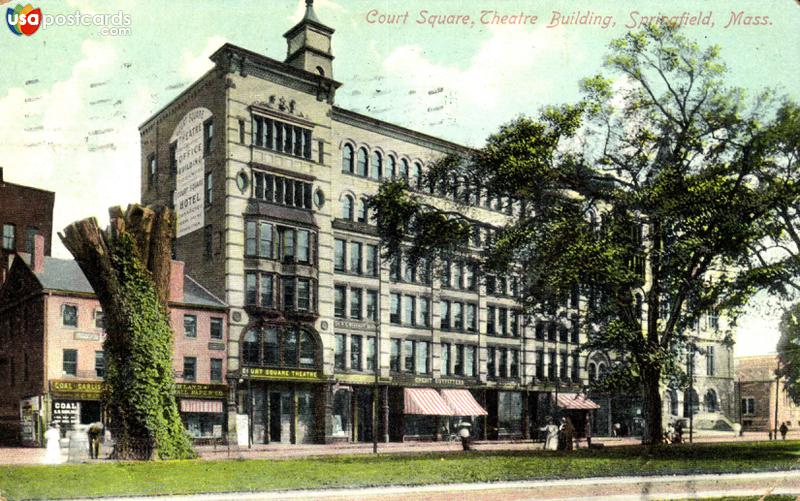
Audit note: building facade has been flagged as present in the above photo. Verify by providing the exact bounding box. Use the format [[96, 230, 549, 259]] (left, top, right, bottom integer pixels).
[[0, 167, 55, 285], [138, 2, 735, 444], [736, 355, 800, 437], [0, 235, 229, 445]]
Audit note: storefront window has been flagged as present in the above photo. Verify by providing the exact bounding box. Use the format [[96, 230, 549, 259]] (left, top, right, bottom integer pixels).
[[332, 389, 351, 437], [497, 391, 522, 435], [183, 413, 224, 438], [296, 390, 315, 443], [404, 415, 436, 438], [243, 325, 319, 369]]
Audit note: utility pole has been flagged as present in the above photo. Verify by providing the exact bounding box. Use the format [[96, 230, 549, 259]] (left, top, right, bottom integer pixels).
[[373, 243, 382, 454], [774, 362, 780, 441], [688, 346, 694, 444]]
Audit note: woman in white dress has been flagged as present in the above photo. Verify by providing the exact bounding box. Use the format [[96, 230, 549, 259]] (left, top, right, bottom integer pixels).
[[539, 418, 559, 451], [43, 423, 62, 464]]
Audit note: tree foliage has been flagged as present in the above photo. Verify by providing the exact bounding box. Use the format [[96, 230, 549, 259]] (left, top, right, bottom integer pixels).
[[370, 23, 797, 444]]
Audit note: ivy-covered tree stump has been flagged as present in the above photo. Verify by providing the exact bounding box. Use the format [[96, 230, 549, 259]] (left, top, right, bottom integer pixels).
[[60, 204, 194, 460]]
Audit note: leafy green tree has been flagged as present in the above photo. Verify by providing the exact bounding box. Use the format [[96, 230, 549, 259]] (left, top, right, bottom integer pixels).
[[370, 24, 794, 444]]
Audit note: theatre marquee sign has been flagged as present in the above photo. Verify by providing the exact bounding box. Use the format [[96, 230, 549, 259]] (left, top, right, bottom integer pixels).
[[241, 367, 327, 382]]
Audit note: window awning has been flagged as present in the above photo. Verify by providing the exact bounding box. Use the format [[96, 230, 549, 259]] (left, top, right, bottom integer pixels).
[[441, 389, 488, 416], [404, 388, 454, 415], [180, 399, 224, 413], [557, 393, 600, 410]]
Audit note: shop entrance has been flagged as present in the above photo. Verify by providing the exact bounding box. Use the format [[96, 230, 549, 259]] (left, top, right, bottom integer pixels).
[[269, 391, 292, 444], [353, 387, 374, 442]]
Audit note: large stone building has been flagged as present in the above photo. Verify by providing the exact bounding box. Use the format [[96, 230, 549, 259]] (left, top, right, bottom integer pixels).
[[0, 235, 229, 445], [736, 354, 800, 437], [138, 1, 735, 444]]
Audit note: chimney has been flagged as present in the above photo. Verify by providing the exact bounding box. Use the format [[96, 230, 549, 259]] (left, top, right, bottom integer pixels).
[[31, 234, 45, 273], [169, 260, 185, 303]]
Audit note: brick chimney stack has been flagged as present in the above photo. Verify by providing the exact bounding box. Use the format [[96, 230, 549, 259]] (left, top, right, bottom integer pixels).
[[31, 233, 45, 273], [169, 260, 185, 303]]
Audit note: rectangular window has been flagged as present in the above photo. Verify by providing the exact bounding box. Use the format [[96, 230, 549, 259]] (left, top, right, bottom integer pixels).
[[455, 345, 464, 376], [260, 222, 273, 258], [210, 358, 223, 382], [366, 290, 378, 321], [466, 264, 477, 291], [63, 349, 77, 376], [350, 288, 363, 319], [706, 346, 715, 376], [440, 300, 450, 330], [335, 334, 346, 370], [365, 245, 378, 276], [466, 304, 477, 332], [452, 302, 463, 331], [742, 397, 755, 415], [511, 350, 520, 378], [559, 325, 568, 343], [499, 348, 508, 378], [366, 337, 376, 371], [419, 297, 430, 327], [441, 343, 451, 376], [440, 260, 451, 288], [95, 351, 105, 378], [511, 312, 519, 337], [183, 357, 196, 381], [485, 275, 496, 295], [452, 263, 462, 289], [203, 119, 214, 154], [499, 308, 508, 335], [487, 306, 496, 335], [297, 230, 310, 263], [62, 304, 78, 328], [535, 322, 544, 340], [245, 272, 257, 305], [390, 339, 401, 372], [465, 346, 476, 377], [210, 317, 223, 340], [390, 293, 401, 324], [548, 351, 557, 380], [205, 171, 213, 205], [547, 322, 557, 341], [24, 228, 37, 255], [350, 242, 362, 274], [184, 315, 197, 338], [334, 239, 346, 271], [351, 335, 363, 371], [416, 341, 430, 374], [571, 316, 580, 343], [297, 278, 311, 311], [245, 221, 257, 256], [487, 347, 496, 377], [404, 339, 415, 373], [403, 295, 415, 325], [260, 273, 274, 307], [334, 285, 346, 318], [147, 154, 156, 188], [94, 309, 105, 330], [403, 257, 415, 282], [279, 227, 294, 261], [536, 351, 544, 379], [560, 352, 569, 380], [389, 257, 400, 281], [571, 352, 580, 381], [169, 142, 178, 174]]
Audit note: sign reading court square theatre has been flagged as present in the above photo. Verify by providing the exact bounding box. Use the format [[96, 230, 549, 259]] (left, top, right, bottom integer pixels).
[[172, 107, 212, 238]]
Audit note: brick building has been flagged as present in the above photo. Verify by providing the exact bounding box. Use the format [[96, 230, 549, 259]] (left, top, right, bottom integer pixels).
[[0, 235, 228, 445], [0, 167, 55, 285], [736, 354, 800, 437]]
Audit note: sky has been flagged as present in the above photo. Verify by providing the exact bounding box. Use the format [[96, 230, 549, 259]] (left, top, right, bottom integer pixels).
[[1, 0, 798, 356]]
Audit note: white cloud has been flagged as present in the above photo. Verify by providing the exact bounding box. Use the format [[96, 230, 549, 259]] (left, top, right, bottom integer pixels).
[[180, 35, 227, 80]]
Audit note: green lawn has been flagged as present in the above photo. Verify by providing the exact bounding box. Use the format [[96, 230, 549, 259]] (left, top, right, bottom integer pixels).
[[2, 441, 800, 500]]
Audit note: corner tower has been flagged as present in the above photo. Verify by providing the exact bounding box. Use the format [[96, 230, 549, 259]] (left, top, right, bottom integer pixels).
[[284, 0, 335, 78]]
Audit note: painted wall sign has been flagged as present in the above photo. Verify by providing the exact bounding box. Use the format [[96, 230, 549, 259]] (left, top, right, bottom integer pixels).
[[175, 383, 227, 399], [50, 380, 103, 400], [171, 107, 212, 237]]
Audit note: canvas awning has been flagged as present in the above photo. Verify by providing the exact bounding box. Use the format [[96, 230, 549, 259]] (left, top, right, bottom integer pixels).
[[441, 389, 488, 416], [180, 399, 224, 413], [556, 393, 600, 410], [404, 388, 454, 415]]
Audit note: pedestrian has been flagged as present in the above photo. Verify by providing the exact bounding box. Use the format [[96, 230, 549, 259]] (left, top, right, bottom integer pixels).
[[612, 422, 621, 437], [87, 422, 104, 459], [674, 420, 684, 444], [44, 422, 62, 465], [780, 422, 789, 440], [584, 414, 593, 447], [458, 420, 472, 451], [539, 417, 559, 451], [561, 416, 575, 451]]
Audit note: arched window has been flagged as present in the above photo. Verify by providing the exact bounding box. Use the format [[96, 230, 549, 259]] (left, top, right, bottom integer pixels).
[[399, 159, 409, 180], [357, 147, 368, 177], [357, 198, 368, 223], [342, 144, 354, 173], [299, 330, 316, 367], [243, 329, 259, 366], [370, 151, 382, 179], [588, 363, 597, 382], [341, 195, 354, 220], [684, 388, 699, 417], [387, 155, 397, 179], [704, 389, 719, 413], [410, 162, 421, 188]]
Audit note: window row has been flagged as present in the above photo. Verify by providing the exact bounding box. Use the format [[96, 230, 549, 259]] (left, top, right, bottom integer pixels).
[[252, 170, 313, 210], [533, 317, 581, 344], [241, 326, 318, 369], [389, 338, 432, 375], [438, 343, 478, 377], [389, 293, 431, 327], [486, 347, 520, 379], [245, 273, 316, 313], [334, 333, 377, 372], [252, 115, 312, 160], [389, 253, 431, 285], [339, 195, 373, 224], [60, 304, 105, 330], [439, 300, 477, 332], [342, 144, 422, 185], [2, 224, 40, 253], [334, 285, 379, 321], [534, 350, 582, 381], [245, 220, 314, 264], [62, 350, 105, 378], [182, 315, 224, 340], [334, 239, 379, 276], [486, 306, 521, 337], [181, 356, 224, 383]]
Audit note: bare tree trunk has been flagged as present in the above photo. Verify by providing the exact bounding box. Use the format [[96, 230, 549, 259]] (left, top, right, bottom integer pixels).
[[642, 365, 663, 445]]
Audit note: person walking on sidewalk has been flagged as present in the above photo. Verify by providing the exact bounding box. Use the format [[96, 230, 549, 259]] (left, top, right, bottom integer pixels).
[[780, 422, 789, 440], [540, 418, 559, 451], [458, 421, 472, 451], [43, 423, 62, 465]]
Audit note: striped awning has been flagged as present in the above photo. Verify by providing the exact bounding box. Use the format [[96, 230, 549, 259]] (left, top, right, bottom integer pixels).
[[404, 388, 454, 415], [557, 393, 600, 410], [180, 399, 224, 413], [441, 389, 488, 416]]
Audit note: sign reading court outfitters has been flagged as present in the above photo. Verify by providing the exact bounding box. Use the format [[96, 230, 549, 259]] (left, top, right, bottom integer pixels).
[[241, 367, 326, 381], [172, 107, 212, 238]]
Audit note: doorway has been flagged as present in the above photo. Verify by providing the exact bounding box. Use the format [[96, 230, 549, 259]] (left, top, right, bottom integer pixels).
[[269, 391, 292, 443]]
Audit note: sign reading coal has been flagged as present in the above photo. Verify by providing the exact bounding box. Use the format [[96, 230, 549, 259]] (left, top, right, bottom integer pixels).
[[171, 107, 212, 237]]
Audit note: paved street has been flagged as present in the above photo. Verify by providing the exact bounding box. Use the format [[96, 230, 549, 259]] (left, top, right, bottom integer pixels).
[[51, 470, 800, 501]]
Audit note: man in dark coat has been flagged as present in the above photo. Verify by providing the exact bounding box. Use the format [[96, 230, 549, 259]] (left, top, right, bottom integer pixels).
[[87, 422, 104, 459]]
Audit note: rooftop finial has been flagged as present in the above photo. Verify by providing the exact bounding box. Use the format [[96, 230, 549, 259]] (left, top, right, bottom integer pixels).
[[303, 0, 321, 23]]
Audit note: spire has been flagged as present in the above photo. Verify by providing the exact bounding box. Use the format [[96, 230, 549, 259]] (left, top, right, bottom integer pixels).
[[303, 0, 321, 24]]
